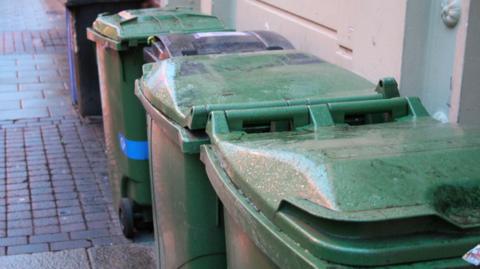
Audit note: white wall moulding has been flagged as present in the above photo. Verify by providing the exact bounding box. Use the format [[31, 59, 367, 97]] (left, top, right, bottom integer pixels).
[[450, 0, 480, 124], [400, 0, 460, 123]]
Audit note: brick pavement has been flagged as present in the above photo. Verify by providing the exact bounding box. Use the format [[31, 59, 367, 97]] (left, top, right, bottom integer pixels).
[[0, 0, 129, 256], [0, 0, 64, 32], [0, 54, 72, 120], [0, 29, 67, 54]]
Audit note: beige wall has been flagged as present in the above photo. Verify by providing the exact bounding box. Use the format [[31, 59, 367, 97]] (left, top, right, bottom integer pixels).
[[234, 0, 480, 123], [235, 0, 407, 84], [162, 0, 477, 123], [450, 0, 480, 124]]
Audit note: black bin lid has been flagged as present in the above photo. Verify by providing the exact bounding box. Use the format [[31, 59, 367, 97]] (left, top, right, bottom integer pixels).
[[144, 30, 294, 62]]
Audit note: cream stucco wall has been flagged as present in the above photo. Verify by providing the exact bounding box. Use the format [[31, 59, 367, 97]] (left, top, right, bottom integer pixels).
[[162, 0, 478, 123], [235, 0, 407, 84], [233, 0, 478, 123]]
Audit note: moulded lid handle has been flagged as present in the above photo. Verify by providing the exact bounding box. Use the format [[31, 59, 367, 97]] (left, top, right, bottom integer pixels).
[[208, 106, 314, 136], [206, 97, 430, 137], [321, 97, 429, 126]]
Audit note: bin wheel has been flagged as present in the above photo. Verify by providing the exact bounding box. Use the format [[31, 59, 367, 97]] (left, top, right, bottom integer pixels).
[[119, 198, 134, 238]]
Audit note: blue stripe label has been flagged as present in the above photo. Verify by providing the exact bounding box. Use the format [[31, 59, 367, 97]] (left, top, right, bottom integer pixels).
[[118, 133, 149, 160]]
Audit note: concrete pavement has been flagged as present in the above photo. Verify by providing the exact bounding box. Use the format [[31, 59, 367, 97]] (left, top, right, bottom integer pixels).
[[0, 243, 155, 269]]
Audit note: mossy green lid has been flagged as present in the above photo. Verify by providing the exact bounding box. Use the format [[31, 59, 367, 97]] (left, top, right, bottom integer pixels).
[[91, 8, 226, 48], [136, 50, 393, 130]]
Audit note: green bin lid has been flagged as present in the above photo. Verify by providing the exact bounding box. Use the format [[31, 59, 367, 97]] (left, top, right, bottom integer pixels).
[[137, 50, 398, 130], [91, 8, 226, 47], [203, 103, 480, 266]]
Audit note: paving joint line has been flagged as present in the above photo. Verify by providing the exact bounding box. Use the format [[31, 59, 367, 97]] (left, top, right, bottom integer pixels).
[[24, 123, 35, 246], [2, 127, 6, 241], [58, 123, 89, 237], [37, 123, 56, 250], [73, 123, 114, 228]]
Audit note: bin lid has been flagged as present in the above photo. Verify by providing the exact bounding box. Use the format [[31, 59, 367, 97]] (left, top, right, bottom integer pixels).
[[144, 31, 294, 60], [137, 50, 397, 130], [203, 100, 480, 266], [92, 8, 226, 46]]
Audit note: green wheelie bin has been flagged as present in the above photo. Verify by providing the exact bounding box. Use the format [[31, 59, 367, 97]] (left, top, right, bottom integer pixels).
[[86, 8, 227, 237], [200, 96, 480, 268], [135, 50, 400, 269]]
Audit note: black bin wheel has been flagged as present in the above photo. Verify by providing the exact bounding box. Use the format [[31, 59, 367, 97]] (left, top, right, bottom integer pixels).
[[119, 198, 135, 238]]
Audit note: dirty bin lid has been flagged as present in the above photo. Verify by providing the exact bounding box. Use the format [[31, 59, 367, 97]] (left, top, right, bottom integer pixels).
[[202, 100, 480, 267], [91, 8, 226, 47], [137, 50, 398, 130], [143, 30, 294, 61]]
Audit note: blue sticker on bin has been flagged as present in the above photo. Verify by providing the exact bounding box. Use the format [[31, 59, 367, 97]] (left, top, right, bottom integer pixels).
[[118, 133, 149, 160]]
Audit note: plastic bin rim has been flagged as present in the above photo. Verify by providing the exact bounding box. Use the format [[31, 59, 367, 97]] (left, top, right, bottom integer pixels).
[[200, 145, 477, 268]]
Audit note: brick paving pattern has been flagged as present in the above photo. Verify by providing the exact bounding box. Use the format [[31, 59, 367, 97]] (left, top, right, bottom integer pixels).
[[0, 30, 67, 54], [0, 0, 128, 256], [0, 54, 73, 120], [0, 0, 64, 32]]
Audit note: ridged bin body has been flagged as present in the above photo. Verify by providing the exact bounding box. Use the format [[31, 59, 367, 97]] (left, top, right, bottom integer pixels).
[[87, 8, 227, 225]]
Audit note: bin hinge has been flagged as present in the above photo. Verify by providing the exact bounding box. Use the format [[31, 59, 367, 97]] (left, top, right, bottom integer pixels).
[[375, 77, 400, 99]]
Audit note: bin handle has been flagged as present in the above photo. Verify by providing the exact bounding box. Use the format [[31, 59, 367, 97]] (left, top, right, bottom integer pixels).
[[208, 106, 314, 135], [207, 97, 429, 136], [324, 97, 428, 125]]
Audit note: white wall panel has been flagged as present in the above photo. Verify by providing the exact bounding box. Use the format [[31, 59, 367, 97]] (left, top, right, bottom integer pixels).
[[236, 0, 407, 83]]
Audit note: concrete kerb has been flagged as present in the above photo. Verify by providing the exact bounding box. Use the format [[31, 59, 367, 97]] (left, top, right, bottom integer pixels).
[[0, 243, 155, 269]]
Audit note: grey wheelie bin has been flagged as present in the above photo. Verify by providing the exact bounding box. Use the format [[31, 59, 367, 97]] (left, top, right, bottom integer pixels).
[[201, 96, 480, 268], [65, 0, 144, 116], [135, 50, 401, 269]]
